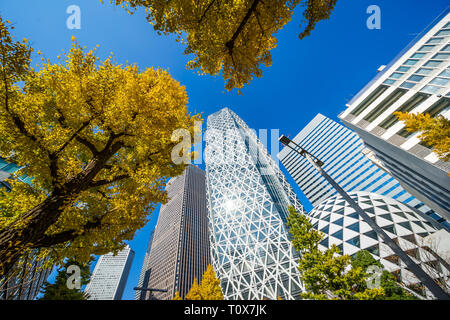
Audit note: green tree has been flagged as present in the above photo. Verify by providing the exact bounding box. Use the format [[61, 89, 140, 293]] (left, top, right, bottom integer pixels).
[[351, 250, 417, 300], [39, 259, 92, 300], [286, 206, 385, 300], [395, 112, 450, 163], [0, 17, 200, 276], [106, 0, 337, 92]]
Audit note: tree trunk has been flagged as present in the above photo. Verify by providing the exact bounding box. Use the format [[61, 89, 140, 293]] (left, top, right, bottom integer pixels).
[[0, 142, 121, 276]]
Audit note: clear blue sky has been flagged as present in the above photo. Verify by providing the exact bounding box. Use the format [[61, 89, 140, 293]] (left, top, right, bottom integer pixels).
[[1, 0, 448, 300]]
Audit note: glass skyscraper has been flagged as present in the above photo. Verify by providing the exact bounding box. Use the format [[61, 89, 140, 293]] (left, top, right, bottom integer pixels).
[[205, 108, 304, 300], [338, 9, 450, 221], [278, 113, 448, 230], [84, 245, 134, 300]]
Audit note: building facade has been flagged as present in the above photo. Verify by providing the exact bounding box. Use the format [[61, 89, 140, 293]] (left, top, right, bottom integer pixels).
[[205, 108, 305, 300], [278, 113, 448, 229], [84, 245, 134, 300], [338, 9, 450, 221], [0, 252, 52, 300], [309, 191, 450, 298], [144, 165, 210, 300], [0, 158, 52, 300], [134, 229, 155, 300]]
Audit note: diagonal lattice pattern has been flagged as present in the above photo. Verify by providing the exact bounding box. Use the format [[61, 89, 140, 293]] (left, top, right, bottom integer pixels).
[[205, 108, 305, 300], [309, 191, 450, 297]]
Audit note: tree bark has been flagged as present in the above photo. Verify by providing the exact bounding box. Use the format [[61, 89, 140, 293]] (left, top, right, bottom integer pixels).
[[0, 140, 123, 276]]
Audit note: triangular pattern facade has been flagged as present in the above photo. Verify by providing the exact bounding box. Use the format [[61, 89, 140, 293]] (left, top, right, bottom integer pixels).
[[309, 191, 450, 295], [205, 108, 305, 300]]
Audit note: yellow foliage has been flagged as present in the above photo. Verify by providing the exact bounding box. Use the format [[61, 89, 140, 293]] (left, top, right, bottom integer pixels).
[[185, 278, 202, 300], [107, 0, 337, 93], [184, 265, 224, 300], [0, 16, 201, 270], [395, 111, 450, 164], [173, 291, 182, 300], [199, 264, 224, 300]]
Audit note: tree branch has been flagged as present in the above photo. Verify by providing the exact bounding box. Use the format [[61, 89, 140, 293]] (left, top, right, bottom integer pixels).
[[198, 0, 217, 24], [88, 174, 130, 189], [53, 120, 91, 157], [32, 214, 107, 248], [225, 0, 261, 55]]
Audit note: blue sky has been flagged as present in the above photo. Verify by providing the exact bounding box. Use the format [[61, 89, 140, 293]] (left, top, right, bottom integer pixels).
[[1, 0, 448, 300]]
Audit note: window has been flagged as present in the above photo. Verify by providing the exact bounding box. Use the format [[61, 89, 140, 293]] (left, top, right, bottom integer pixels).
[[441, 44, 450, 52], [426, 37, 444, 44], [431, 53, 450, 60], [421, 85, 440, 94], [400, 81, 416, 89], [423, 97, 450, 117], [378, 92, 430, 129], [389, 72, 404, 79], [429, 77, 449, 86], [411, 52, 426, 59], [415, 68, 433, 75], [363, 89, 407, 122], [404, 59, 419, 65], [396, 66, 410, 72], [350, 85, 389, 116], [383, 79, 396, 85], [407, 75, 425, 82], [417, 45, 436, 52], [423, 60, 442, 68], [434, 29, 450, 36], [439, 69, 450, 78]]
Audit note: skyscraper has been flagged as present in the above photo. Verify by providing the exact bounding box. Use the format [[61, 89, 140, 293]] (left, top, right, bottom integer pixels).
[[143, 165, 210, 300], [84, 245, 134, 300], [134, 230, 155, 300], [0, 158, 52, 300], [205, 108, 304, 300], [278, 113, 448, 229], [338, 9, 450, 221]]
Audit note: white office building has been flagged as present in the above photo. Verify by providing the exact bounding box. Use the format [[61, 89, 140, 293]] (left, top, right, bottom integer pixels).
[[84, 245, 134, 300], [338, 8, 450, 221]]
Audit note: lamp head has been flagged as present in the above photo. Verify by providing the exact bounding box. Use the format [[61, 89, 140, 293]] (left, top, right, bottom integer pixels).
[[279, 135, 292, 145]]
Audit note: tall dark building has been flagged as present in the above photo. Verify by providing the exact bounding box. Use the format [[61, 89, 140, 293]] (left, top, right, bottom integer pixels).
[[134, 230, 155, 300], [143, 165, 210, 300]]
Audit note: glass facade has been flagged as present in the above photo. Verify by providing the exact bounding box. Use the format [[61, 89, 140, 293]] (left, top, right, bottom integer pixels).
[[205, 108, 304, 300], [278, 113, 448, 230]]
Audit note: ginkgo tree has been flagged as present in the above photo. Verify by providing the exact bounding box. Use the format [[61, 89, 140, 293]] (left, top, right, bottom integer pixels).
[[106, 0, 337, 92], [395, 111, 450, 164], [183, 264, 224, 300], [0, 17, 200, 276]]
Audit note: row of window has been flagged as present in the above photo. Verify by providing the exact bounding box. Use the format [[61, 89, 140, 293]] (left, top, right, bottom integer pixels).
[[383, 23, 450, 92]]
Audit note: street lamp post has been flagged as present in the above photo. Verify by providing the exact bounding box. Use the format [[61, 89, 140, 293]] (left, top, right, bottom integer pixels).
[[279, 135, 449, 300]]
